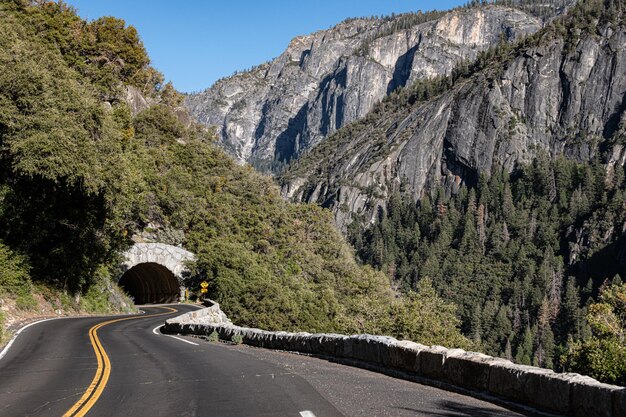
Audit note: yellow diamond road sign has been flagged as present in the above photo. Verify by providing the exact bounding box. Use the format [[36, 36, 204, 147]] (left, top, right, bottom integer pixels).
[[200, 281, 208, 288]]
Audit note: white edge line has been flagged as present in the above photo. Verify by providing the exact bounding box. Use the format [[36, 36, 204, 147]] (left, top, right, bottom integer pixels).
[[166, 335, 199, 346], [300, 411, 316, 417], [152, 324, 164, 335], [0, 317, 61, 362], [151, 323, 198, 346]]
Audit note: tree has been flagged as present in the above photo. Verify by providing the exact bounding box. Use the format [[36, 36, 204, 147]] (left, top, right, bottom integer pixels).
[[391, 278, 471, 348], [515, 326, 534, 365], [564, 283, 626, 385]]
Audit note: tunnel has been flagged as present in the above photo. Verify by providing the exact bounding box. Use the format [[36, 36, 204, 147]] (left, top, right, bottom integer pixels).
[[119, 262, 181, 304]]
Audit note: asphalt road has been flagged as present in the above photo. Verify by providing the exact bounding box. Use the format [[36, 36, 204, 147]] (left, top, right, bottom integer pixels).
[[0, 305, 531, 416]]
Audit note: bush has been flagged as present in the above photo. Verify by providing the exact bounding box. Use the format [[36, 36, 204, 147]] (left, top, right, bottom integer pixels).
[[80, 280, 135, 314], [0, 241, 35, 311], [207, 330, 219, 342], [564, 283, 626, 385], [231, 334, 243, 345], [0, 241, 31, 296], [565, 338, 626, 385], [15, 293, 36, 311]]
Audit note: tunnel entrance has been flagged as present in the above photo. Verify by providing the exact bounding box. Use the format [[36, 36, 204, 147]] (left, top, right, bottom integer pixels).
[[119, 262, 180, 304]]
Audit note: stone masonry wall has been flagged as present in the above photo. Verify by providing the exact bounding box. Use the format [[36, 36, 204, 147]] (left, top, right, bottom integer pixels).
[[165, 305, 626, 417], [120, 243, 195, 283]]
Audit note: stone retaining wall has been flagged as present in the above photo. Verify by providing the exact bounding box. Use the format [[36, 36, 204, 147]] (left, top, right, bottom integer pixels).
[[165, 305, 625, 417]]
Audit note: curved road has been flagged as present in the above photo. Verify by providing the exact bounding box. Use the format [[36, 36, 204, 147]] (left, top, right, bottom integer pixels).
[[0, 305, 530, 416]]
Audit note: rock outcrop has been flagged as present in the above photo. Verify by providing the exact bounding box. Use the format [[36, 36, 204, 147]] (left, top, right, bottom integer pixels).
[[281, 6, 626, 231], [186, 5, 542, 170]]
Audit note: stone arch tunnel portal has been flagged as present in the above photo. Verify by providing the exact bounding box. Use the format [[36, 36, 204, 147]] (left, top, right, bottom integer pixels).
[[119, 263, 180, 304], [120, 243, 195, 305]]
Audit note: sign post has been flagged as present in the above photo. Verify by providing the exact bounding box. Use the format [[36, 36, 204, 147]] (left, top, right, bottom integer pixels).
[[200, 281, 208, 301]]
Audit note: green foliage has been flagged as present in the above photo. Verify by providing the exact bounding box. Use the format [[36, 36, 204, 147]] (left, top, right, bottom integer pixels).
[[35, 282, 76, 313], [15, 293, 36, 311], [564, 283, 626, 385], [0, 240, 36, 310], [79, 266, 119, 314], [350, 156, 626, 367], [159, 82, 184, 107], [207, 330, 219, 342], [231, 334, 243, 344], [11, 1, 161, 98], [80, 287, 108, 313], [390, 279, 471, 348], [565, 338, 626, 385], [0, 9, 134, 293], [0, 241, 30, 294]]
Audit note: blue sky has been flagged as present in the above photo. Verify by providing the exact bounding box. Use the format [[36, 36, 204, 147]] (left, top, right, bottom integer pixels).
[[64, 1, 466, 93]]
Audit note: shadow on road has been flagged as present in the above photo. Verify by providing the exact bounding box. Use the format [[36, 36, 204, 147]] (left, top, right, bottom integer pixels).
[[393, 399, 529, 416]]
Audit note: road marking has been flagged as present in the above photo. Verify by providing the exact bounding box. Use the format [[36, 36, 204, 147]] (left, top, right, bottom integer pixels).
[[300, 411, 316, 417], [151, 324, 199, 346], [0, 307, 156, 362], [166, 335, 199, 346], [62, 306, 177, 417]]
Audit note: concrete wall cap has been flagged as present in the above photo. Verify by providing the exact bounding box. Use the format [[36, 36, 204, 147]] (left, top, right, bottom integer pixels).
[[444, 348, 466, 357], [427, 345, 449, 353], [394, 340, 428, 351]]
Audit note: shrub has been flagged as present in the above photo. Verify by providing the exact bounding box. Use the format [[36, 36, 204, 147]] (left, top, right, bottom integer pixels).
[[15, 293, 36, 311], [207, 330, 219, 342], [231, 334, 243, 345], [0, 241, 36, 311], [0, 241, 31, 296], [564, 283, 626, 385]]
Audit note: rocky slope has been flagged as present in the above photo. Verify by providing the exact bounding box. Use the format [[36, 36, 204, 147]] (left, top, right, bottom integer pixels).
[[280, 1, 626, 231], [186, 5, 541, 171]]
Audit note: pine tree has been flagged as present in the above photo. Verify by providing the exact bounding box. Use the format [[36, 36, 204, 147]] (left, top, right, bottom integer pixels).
[[516, 326, 534, 365], [471, 303, 483, 345], [504, 337, 513, 360], [536, 298, 554, 367]]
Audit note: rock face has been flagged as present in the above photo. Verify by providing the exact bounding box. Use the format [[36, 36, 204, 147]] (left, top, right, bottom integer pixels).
[[281, 12, 626, 231], [186, 6, 541, 171], [125, 86, 156, 116]]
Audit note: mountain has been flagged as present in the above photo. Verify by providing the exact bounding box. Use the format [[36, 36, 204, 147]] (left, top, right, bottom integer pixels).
[[185, 5, 542, 171], [280, 0, 626, 376], [281, 0, 626, 231]]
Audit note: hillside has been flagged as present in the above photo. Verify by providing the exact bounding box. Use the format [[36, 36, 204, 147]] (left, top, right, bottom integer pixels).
[[185, 4, 542, 172], [0, 0, 469, 348], [279, 0, 626, 380]]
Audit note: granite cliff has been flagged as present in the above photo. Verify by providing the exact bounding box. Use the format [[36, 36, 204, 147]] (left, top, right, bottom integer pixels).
[[280, 1, 626, 231], [186, 5, 542, 171]]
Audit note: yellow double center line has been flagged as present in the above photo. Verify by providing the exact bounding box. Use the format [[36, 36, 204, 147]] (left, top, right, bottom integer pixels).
[[63, 306, 178, 417]]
